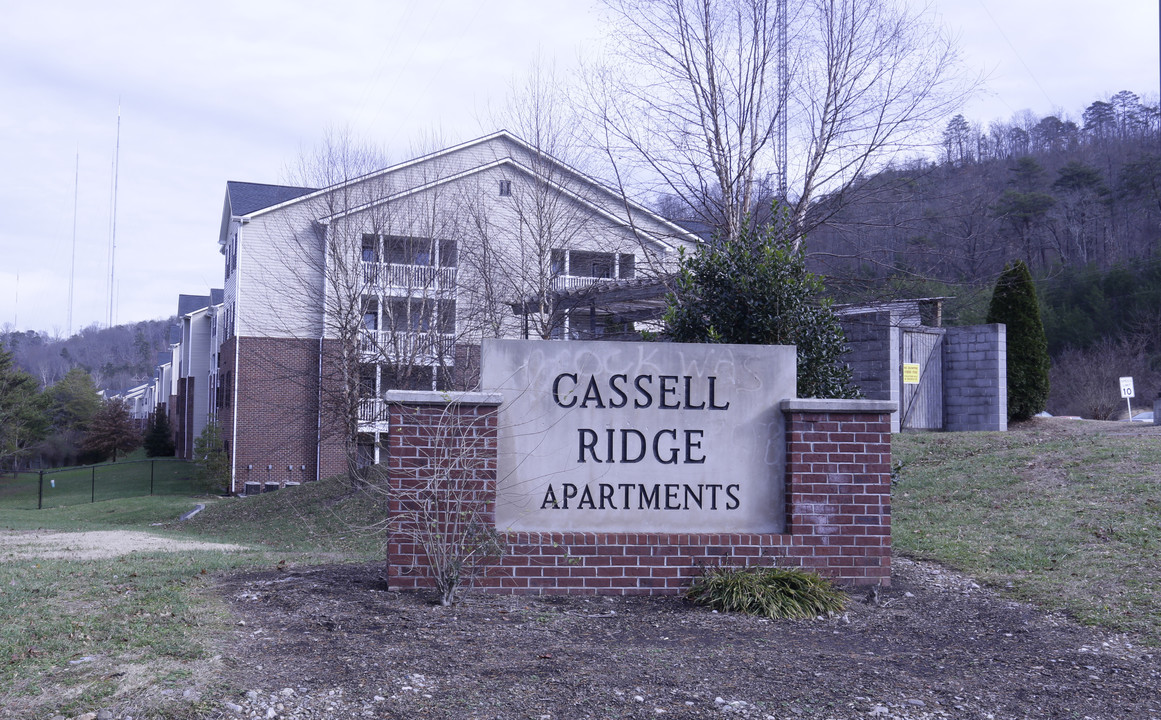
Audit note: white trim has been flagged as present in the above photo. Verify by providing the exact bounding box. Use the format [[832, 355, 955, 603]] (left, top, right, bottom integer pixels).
[[318, 157, 695, 252], [236, 131, 696, 244]]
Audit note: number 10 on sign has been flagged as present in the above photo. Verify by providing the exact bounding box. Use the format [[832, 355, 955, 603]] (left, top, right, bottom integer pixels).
[[1120, 376, 1134, 420]]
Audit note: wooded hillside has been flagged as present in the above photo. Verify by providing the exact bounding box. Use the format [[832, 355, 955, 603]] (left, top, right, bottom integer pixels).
[[806, 91, 1160, 418], [1, 319, 174, 395]]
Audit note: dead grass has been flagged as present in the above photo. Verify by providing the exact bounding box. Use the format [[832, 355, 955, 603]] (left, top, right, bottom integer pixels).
[[893, 417, 1161, 645]]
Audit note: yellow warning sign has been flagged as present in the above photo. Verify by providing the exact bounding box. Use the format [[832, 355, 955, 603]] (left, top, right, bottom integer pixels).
[[902, 363, 920, 384]]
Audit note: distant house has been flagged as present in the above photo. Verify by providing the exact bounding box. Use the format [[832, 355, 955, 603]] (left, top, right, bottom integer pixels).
[[168, 131, 696, 493]]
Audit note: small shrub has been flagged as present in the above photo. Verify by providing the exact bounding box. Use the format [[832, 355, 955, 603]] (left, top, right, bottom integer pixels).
[[662, 209, 859, 399], [192, 421, 229, 493], [686, 565, 847, 619]]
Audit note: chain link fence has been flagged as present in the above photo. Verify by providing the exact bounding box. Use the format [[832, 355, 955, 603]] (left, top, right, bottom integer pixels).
[[0, 459, 202, 510]]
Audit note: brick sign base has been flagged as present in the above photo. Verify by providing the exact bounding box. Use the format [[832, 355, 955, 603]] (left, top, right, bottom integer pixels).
[[387, 394, 894, 594]]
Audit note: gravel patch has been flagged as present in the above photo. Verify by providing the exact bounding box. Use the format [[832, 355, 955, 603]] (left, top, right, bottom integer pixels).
[[0, 530, 247, 560]]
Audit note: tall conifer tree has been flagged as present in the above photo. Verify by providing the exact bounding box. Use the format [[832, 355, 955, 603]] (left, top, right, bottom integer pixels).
[[987, 261, 1050, 421]]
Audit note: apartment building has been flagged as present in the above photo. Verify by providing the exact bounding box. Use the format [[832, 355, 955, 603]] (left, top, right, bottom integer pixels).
[[193, 131, 697, 493]]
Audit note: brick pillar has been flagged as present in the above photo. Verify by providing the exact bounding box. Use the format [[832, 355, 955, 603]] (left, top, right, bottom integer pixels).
[[780, 398, 895, 586], [384, 391, 503, 592]]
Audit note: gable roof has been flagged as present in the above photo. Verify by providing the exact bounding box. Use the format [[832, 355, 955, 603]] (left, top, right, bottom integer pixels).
[[177, 293, 211, 317], [226, 181, 316, 215], [319, 155, 691, 252], [176, 290, 223, 317], [228, 131, 698, 248]]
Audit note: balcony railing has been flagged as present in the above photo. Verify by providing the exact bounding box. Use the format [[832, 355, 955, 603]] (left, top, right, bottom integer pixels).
[[551, 275, 621, 291], [359, 330, 456, 364], [362, 262, 456, 293], [358, 398, 387, 424]]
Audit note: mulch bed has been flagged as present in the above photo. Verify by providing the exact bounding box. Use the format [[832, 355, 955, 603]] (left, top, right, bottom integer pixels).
[[212, 557, 1161, 719]]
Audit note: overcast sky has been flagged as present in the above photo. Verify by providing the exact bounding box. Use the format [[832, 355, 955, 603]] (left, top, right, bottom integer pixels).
[[2, 0, 1157, 336]]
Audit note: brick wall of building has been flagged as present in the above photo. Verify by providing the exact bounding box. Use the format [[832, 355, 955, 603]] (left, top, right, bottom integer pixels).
[[228, 336, 325, 493], [387, 395, 894, 595]]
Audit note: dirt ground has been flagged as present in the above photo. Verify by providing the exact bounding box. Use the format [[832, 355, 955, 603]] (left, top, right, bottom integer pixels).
[[211, 557, 1161, 720]]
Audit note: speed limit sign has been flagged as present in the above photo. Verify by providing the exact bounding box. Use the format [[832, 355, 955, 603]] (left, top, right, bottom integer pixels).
[[1120, 377, 1135, 399]]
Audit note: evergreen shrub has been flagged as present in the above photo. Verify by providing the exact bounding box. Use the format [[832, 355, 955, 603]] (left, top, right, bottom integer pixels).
[[986, 260, 1050, 421]]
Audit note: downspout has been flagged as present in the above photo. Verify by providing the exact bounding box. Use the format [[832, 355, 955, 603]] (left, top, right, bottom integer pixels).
[[230, 218, 244, 493], [316, 222, 329, 483]]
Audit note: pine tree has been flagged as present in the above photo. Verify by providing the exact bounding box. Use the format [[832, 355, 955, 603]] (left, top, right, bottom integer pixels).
[[0, 345, 48, 471], [48, 368, 102, 434], [143, 406, 175, 457], [986, 261, 1050, 421], [663, 211, 858, 399]]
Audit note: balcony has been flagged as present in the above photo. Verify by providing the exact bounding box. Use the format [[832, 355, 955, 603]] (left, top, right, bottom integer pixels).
[[362, 262, 456, 294], [551, 274, 622, 291], [359, 330, 456, 364], [358, 398, 387, 424]]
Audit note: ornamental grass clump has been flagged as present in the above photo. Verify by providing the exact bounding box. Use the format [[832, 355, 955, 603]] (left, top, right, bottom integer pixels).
[[686, 565, 847, 619]]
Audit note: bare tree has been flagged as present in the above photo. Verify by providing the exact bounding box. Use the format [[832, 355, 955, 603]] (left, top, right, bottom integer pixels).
[[585, 0, 972, 246], [364, 400, 505, 606], [258, 132, 491, 486], [1048, 337, 1156, 420], [464, 59, 680, 341]]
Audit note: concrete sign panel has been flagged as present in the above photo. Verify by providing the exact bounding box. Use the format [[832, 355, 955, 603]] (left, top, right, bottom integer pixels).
[[481, 339, 796, 533]]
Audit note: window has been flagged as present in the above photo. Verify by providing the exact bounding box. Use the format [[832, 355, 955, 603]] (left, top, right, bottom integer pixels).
[[356, 434, 377, 468], [437, 300, 456, 334], [361, 234, 379, 263], [383, 299, 455, 334], [386, 299, 428, 332], [619, 254, 635, 279], [570, 250, 613, 279], [363, 298, 379, 330], [367, 235, 456, 268], [551, 250, 634, 279], [499, 180, 512, 196], [219, 370, 232, 408], [385, 235, 431, 266], [359, 365, 377, 398], [382, 364, 435, 391], [439, 239, 457, 268]]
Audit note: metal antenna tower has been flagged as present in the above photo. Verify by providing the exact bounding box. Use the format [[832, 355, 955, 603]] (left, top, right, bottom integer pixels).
[[68, 150, 78, 336], [106, 102, 121, 328], [777, 0, 788, 201]]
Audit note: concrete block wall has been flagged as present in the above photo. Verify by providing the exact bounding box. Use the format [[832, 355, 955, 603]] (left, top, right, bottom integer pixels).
[[386, 394, 894, 595], [838, 312, 902, 432], [839, 311, 894, 402], [943, 324, 1007, 432]]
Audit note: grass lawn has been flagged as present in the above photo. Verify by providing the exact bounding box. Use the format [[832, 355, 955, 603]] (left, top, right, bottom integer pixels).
[[893, 417, 1161, 645], [0, 476, 385, 718]]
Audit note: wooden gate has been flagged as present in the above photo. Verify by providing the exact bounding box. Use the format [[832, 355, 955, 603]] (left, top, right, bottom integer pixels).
[[900, 328, 944, 430]]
